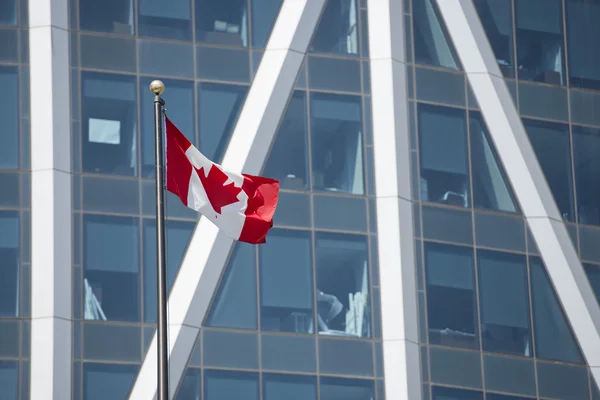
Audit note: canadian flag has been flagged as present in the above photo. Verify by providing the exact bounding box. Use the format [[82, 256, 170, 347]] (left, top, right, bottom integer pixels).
[[165, 116, 279, 244]]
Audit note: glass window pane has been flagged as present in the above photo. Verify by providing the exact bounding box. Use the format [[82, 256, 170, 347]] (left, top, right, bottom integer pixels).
[[413, 0, 460, 69], [263, 374, 317, 400], [83, 363, 138, 400], [261, 334, 316, 373], [80, 0, 134, 34], [310, 93, 364, 195], [204, 370, 259, 400], [530, 257, 584, 363], [474, 0, 514, 77], [318, 338, 374, 376], [573, 125, 600, 225], [536, 361, 589, 400], [425, 242, 478, 349], [83, 215, 140, 322], [198, 82, 248, 163], [585, 263, 600, 305], [81, 72, 138, 177], [138, 0, 192, 40], [469, 112, 518, 213], [0, 67, 18, 169], [206, 242, 258, 329], [141, 78, 195, 178], [195, 0, 249, 47], [566, 0, 600, 90], [478, 250, 531, 356], [315, 233, 370, 337], [175, 369, 200, 400], [310, 0, 359, 56], [0, 0, 16, 25], [483, 354, 536, 397], [259, 229, 314, 333], [203, 330, 259, 369], [0, 211, 19, 317], [251, 0, 283, 48], [430, 347, 482, 388], [432, 386, 483, 400], [319, 377, 374, 400], [0, 361, 17, 400], [523, 119, 574, 221], [418, 104, 470, 208], [263, 91, 309, 190]]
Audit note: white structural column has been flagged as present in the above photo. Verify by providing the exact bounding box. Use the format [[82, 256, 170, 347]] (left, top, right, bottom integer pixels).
[[128, 0, 326, 398], [29, 0, 72, 398], [367, 1, 421, 399], [437, 0, 600, 383]]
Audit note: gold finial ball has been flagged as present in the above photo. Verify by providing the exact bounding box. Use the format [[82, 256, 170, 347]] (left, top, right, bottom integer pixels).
[[149, 80, 165, 95]]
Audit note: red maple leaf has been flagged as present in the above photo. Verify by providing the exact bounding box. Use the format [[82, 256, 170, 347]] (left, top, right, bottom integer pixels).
[[196, 165, 242, 214]]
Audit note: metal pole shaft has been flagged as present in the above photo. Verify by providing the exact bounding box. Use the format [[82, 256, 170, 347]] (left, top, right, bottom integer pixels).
[[153, 94, 169, 400]]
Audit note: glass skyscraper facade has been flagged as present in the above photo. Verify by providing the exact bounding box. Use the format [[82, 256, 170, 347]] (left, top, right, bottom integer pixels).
[[4, 0, 600, 398]]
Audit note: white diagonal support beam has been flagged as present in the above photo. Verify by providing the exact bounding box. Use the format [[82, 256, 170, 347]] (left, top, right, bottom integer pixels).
[[29, 0, 73, 398], [437, 0, 600, 382], [128, 0, 326, 398], [367, 0, 421, 399]]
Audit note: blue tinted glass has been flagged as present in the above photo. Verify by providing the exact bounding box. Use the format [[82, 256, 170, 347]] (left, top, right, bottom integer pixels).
[[320, 377, 374, 400], [206, 242, 258, 329], [175, 369, 200, 399], [83, 363, 138, 400], [469, 112, 518, 213], [195, 0, 249, 47], [83, 215, 140, 322], [487, 395, 531, 400], [138, 0, 192, 40], [0, 0, 17, 25], [431, 386, 482, 400], [143, 220, 194, 323], [81, 72, 138, 177], [531, 257, 584, 363], [263, 374, 317, 400], [80, 0, 134, 34], [524, 119, 574, 221], [310, 93, 364, 195], [419, 104, 470, 208], [566, 0, 600, 90], [198, 82, 248, 163], [413, 0, 460, 69], [473, 0, 514, 77], [251, 0, 283, 47], [0, 67, 18, 169], [140, 78, 195, 178], [204, 370, 259, 400], [425, 242, 478, 349], [315, 233, 370, 337], [311, 0, 359, 55], [259, 229, 313, 333], [0, 211, 19, 317], [515, 0, 564, 85], [263, 91, 309, 190], [0, 361, 17, 400], [478, 250, 531, 356], [585, 263, 600, 305], [573, 125, 600, 225]]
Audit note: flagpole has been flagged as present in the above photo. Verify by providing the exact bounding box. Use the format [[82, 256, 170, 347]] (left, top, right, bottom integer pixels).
[[150, 79, 169, 400]]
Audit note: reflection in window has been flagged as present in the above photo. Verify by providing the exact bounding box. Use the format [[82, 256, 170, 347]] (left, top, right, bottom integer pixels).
[[263, 374, 317, 400], [0, 67, 18, 169], [198, 82, 248, 163], [515, 0, 564, 85], [251, 0, 283, 48], [204, 370, 259, 400], [206, 243, 258, 330], [474, 0, 514, 77], [315, 233, 370, 337], [524, 119, 574, 221], [81, 73, 137, 176], [311, 0, 358, 55], [138, 0, 192, 40], [260, 230, 313, 333], [573, 126, 600, 225], [320, 377, 374, 400], [432, 386, 483, 400], [566, 0, 600, 90], [0, 361, 17, 400], [83, 215, 140, 322], [469, 113, 518, 213], [175, 369, 201, 400], [143, 220, 194, 323], [263, 91, 309, 190], [413, 0, 460, 69], [419, 105, 469, 208], [195, 0, 248, 47], [83, 363, 138, 400], [141, 79, 195, 178], [0, 0, 16, 25], [0, 212, 18, 317], [310, 93, 364, 194], [425, 242, 478, 349], [80, 0, 134, 34], [478, 250, 531, 356]]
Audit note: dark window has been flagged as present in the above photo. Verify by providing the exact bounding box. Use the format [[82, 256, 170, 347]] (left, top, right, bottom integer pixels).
[[432, 385, 483, 400], [0, 211, 18, 317], [80, 0, 134, 34], [204, 370, 259, 400], [251, 0, 283, 48], [0, 361, 17, 400], [83, 363, 138, 400], [0, 67, 18, 169], [573, 125, 600, 225], [311, 0, 359, 55], [263, 374, 317, 400], [195, 0, 248, 47], [138, 0, 192, 41], [319, 377, 374, 400], [566, 0, 600, 90], [474, 0, 514, 77], [413, 0, 460, 69], [0, 0, 16, 25]]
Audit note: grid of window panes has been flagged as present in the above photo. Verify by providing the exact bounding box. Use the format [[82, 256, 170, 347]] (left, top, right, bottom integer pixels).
[[0, 0, 30, 399], [69, 0, 382, 398], [407, 0, 600, 399]]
